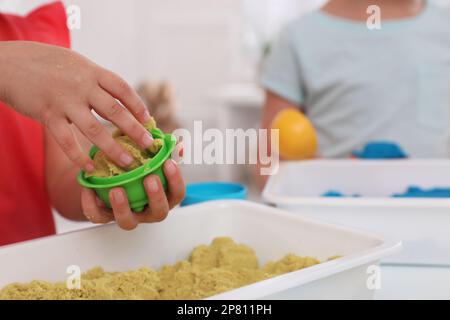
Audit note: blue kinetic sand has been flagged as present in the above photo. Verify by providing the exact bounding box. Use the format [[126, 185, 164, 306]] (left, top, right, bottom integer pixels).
[[322, 191, 361, 198], [322, 186, 450, 199], [393, 186, 450, 198], [181, 182, 248, 206], [352, 142, 408, 159]]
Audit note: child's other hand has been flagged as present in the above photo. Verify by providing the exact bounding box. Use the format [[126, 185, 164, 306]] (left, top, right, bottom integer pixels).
[[0, 41, 153, 172], [80, 160, 186, 230]]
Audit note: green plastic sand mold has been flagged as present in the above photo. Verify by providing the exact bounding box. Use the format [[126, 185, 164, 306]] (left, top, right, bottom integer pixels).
[[77, 128, 177, 212]]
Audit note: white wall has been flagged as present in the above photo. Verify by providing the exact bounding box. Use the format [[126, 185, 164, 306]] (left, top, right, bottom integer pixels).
[[65, 0, 141, 86], [135, 0, 247, 123]]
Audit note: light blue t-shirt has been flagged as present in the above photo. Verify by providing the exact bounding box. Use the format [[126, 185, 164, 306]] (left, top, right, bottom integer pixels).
[[262, 3, 450, 158]]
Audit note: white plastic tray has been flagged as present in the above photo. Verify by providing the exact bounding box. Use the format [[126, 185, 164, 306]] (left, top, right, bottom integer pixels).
[[263, 160, 450, 266], [0, 200, 400, 300]]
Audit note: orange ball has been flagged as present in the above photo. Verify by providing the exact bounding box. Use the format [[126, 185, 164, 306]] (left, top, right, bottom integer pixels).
[[270, 109, 318, 160]]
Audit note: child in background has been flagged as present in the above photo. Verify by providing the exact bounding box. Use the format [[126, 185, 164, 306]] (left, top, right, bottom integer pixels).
[[261, 0, 450, 165], [0, 1, 185, 247]]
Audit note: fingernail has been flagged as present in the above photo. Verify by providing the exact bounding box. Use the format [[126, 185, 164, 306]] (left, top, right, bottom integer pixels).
[[165, 159, 177, 175], [142, 132, 154, 147], [143, 110, 151, 123], [85, 163, 95, 172], [112, 190, 125, 204], [146, 177, 159, 193], [120, 153, 134, 166]]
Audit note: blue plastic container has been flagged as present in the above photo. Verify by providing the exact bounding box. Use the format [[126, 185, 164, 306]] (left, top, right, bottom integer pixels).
[[181, 182, 248, 207]]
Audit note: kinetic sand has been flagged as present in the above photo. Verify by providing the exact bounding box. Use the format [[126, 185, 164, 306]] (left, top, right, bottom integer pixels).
[[86, 117, 164, 178], [0, 237, 326, 300]]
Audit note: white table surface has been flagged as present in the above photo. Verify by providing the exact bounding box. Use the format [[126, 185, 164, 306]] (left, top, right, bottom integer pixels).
[[376, 265, 450, 300]]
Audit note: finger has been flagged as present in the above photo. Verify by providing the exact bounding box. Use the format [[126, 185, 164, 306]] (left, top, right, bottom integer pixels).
[[163, 160, 186, 209], [81, 188, 114, 224], [109, 188, 139, 230], [48, 119, 94, 172], [89, 88, 154, 149], [95, 196, 107, 209], [97, 70, 150, 124], [68, 109, 135, 168], [139, 175, 170, 223]]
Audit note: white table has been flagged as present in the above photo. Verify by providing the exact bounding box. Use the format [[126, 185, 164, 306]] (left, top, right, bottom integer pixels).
[[376, 265, 450, 300]]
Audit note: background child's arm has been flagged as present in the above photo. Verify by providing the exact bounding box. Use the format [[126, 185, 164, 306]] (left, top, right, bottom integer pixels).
[[255, 90, 303, 189]]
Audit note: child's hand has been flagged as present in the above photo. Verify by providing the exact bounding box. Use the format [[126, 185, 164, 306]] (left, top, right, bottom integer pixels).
[[0, 41, 153, 172], [80, 160, 186, 230]]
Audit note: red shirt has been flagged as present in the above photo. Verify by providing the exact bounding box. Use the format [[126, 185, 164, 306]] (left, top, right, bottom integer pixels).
[[0, 1, 70, 246]]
